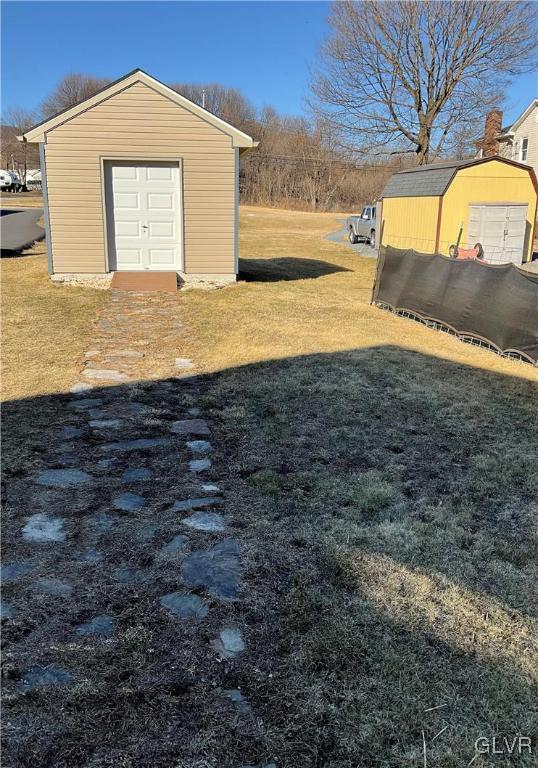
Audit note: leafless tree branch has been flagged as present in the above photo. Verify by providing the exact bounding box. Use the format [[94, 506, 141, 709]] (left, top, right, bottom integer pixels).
[[311, 0, 537, 163]]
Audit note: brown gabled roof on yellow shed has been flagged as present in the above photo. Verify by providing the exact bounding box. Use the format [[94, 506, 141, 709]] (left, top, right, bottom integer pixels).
[[382, 156, 538, 199], [20, 68, 258, 149]]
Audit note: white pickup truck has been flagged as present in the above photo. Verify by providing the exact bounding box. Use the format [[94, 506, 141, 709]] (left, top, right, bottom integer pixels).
[[346, 204, 377, 248]]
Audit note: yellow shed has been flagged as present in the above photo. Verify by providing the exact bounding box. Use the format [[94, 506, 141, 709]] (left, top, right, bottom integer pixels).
[[379, 157, 538, 264], [20, 69, 257, 285]]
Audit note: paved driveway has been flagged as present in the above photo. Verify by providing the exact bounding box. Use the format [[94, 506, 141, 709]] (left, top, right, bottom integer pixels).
[[326, 219, 379, 259]]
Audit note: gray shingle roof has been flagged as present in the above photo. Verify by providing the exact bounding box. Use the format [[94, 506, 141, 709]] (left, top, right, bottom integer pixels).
[[381, 158, 479, 198]]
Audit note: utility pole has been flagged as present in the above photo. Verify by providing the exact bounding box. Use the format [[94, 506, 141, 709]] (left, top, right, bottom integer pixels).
[[202, 89, 207, 109]]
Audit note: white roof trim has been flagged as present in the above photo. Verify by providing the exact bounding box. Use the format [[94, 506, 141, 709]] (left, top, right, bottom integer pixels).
[[21, 69, 257, 148], [502, 98, 538, 135]]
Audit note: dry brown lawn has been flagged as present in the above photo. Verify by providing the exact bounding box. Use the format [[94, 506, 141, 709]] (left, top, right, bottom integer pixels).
[[1, 242, 106, 402], [2, 204, 537, 766], [181, 205, 538, 382], [0, 190, 45, 209], [177, 206, 538, 766]]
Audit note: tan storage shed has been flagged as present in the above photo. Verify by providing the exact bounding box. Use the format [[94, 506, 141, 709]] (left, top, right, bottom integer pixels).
[[20, 69, 257, 284]]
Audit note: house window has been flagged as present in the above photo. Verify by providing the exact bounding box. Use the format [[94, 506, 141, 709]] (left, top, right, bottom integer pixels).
[[520, 137, 528, 162]]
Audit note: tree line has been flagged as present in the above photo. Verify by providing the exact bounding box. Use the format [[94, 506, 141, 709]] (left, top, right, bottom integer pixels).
[[2, 1, 535, 209], [1, 75, 398, 209]]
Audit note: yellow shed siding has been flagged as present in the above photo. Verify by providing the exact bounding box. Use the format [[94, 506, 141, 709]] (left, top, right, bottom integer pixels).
[[439, 160, 536, 261], [381, 196, 439, 253], [44, 81, 236, 275]]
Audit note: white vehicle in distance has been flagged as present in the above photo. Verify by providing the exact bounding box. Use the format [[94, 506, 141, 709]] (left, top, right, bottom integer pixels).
[[0, 169, 24, 192], [346, 204, 377, 248]]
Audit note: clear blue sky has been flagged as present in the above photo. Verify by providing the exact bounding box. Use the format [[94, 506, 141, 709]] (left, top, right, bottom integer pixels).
[[1, 1, 330, 116], [1, 0, 535, 123]]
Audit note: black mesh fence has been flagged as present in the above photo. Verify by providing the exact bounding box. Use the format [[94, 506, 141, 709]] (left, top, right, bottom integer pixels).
[[372, 246, 538, 364]]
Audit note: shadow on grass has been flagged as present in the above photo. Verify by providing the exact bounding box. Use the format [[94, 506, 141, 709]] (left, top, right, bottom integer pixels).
[[239, 256, 352, 282], [2, 345, 537, 767]]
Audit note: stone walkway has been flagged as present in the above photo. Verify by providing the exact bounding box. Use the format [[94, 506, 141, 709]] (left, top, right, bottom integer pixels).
[[73, 289, 194, 388], [2, 289, 275, 767]]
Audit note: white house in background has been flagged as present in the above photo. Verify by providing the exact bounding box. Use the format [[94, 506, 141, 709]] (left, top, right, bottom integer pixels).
[[498, 99, 538, 172], [478, 99, 538, 175]]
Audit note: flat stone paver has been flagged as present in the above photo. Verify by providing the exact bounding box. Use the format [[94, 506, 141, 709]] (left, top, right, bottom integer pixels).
[[75, 615, 115, 638], [68, 398, 103, 410], [160, 592, 209, 619], [120, 403, 149, 416], [75, 548, 103, 564], [121, 468, 152, 481], [71, 381, 93, 394], [22, 513, 66, 542], [18, 665, 73, 691], [112, 350, 143, 359], [172, 497, 222, 512], [189, 458, 212, 473], [160, 534, 189, 557], [83, 368, 130, 382], [1, 562, 34, 583], [0, 601, 14, 619], [36, 468, 92, 488], [97, 457, 120, 469], [56, 452, 78, 466], [241, 763, 277, 768], [201, 483, 221, 493], [213, 628, 245, 658], [89, 419, 123, 429], [61, 427, 83, 439], [222, 688, 251, 714], [181, 539, 240, 600], [170, 419, 211, 436], [175, 357, 194, 369], [30, 578, 73, 597], [99, 438, 171, 453], [187, 440, 212, 454], [113, 492, 145, 512], [182, 511, 225, 532]]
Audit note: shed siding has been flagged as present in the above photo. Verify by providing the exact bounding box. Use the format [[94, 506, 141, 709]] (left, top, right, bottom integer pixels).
[[44, 81, 236, 274], [381, 196, 439, 253], [440, 160, 536, 261]]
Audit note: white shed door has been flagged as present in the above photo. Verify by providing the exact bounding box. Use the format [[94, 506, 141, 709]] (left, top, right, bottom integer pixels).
[[467, 204, 527, 264], [105, 161, 182, 271]]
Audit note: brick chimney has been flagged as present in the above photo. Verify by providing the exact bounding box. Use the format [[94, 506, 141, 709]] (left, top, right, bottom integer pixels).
[[482, 109, 502, 157]]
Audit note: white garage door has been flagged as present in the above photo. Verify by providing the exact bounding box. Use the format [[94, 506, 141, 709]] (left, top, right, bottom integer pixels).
[[467, 203, 527, 264], [105, 161, 182, 271]]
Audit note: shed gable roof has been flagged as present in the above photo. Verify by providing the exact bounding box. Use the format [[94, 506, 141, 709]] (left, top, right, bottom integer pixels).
[[21, 69, 257, 148], [381, 156, 536, 198]]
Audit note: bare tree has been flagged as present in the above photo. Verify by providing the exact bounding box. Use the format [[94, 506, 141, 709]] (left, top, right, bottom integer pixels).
[[40, 73, 111, 118], [312, 1, 537, 163], [1, 107, 38, 184], [169, 82, 256, 133]]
